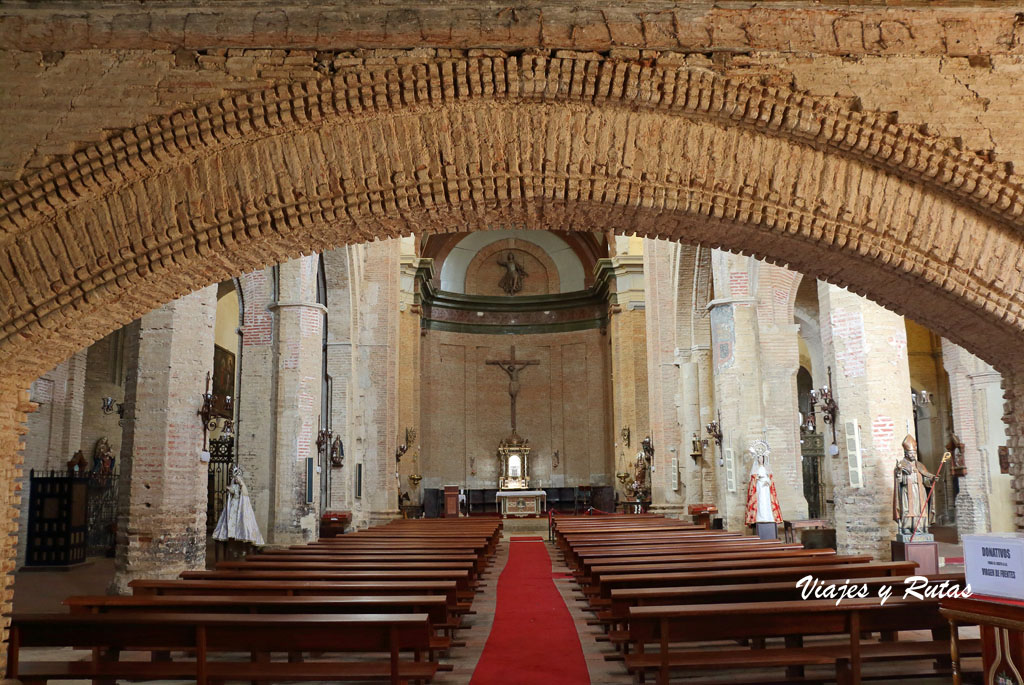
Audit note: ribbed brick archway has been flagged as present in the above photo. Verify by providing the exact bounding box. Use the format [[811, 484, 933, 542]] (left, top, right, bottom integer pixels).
[[2, 54, 1024, 648]]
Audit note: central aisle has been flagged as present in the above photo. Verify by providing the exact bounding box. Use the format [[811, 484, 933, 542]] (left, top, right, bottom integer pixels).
[[470, 536, 590, 684]]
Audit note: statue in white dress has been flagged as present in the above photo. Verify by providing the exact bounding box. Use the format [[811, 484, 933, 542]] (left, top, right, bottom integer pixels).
[[213, 465, 265, 545]]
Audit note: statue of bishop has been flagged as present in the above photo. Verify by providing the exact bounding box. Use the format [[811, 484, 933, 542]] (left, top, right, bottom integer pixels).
[[892, 434, 937, 540]]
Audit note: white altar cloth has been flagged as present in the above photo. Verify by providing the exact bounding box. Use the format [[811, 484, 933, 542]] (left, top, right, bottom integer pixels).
[[495, 489, 547, 517]]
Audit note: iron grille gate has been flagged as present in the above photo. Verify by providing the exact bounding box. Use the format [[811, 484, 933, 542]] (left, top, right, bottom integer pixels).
[[206, 436, 235, 534], [86, 467, 118, 557]]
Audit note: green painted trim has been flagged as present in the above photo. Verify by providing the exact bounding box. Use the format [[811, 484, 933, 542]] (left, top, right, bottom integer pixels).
[[423, 317, 605, 336]]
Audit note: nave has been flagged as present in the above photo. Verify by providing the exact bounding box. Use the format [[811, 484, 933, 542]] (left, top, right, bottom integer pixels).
[[8, 513, 999, 685]]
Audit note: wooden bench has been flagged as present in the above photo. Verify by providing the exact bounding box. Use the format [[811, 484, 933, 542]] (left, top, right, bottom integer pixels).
[[604, 573, 969, 648], [590, 561, 918, 603], [253, 551, 487, 572], [7, 612, 438, 685], [180, 568, 476, 598], [129, 579, 469, 613], [65, 593, 457, 661], [575, 547, 833, 577], [216, 559, 480, 582], [626, 598, 980, 685]]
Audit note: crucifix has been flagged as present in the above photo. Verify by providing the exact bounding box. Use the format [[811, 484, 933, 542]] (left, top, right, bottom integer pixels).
[[485, 345, 540, 435]]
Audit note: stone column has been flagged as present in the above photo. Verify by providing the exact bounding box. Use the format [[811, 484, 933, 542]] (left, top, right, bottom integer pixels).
[[355, 241, 401, 528], [0, 385, 35, 668], [111, 286, 216, 593], [267, 256, 324, 544], [599, 236, 649, 509], [1004, 364, 1024, 532], [234, 269, 275, 535], [941, 340, 1012, 535], [643, 239, 686, 517], [818, 283, 914, 558], [397, 238, 424, 507]]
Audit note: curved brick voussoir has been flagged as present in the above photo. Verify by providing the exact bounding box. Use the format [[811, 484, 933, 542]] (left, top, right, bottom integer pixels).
[[2, 56, 1023, 234], [0, 56, 1023, 389]]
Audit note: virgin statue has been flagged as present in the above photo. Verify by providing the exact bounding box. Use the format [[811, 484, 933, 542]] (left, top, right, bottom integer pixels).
[[745, 441, 783, 525], [213, 465, 265, 545]]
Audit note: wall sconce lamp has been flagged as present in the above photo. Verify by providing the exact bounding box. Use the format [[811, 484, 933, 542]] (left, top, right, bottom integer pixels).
[[101, 396, 124, 419], [705, 410, 723, 448], [808, 366, 840, 446], [396, 427, 417, 464], [911, 389, 932, 410], [198, 371, 233, 449]]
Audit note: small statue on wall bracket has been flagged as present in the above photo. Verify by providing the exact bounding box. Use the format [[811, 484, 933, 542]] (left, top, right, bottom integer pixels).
[[497, 251, 528, 295], [552, 450, 560, 469], [329, 436, 344, 468], [946, 432, 967, 477]]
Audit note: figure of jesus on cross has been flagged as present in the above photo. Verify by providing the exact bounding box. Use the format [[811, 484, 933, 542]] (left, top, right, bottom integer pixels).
[[486, 345, 539, 435]]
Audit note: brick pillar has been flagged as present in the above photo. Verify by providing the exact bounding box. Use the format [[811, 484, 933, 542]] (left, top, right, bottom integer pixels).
[[397, 239, 424, 507], [41, 350, 87, 464], [941, 340, 1011, 535], [267, 256, 324, 544], [1003, 364, 1024, 532], [818, 284, 914, 558], [643, 239, 687, 516], [235, 270, 275, 535], [357, 241, 401, 528], [111, 286, 216, 594], [0, 384, 35, 670]]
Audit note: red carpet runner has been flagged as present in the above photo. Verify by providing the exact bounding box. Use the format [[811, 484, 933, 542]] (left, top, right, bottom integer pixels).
[[471, 536, 590, 684]]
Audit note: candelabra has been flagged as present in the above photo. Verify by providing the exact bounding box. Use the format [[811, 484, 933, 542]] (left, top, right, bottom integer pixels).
[[198, 371, 233, 449], [705, 410, 723, 448], [100, 393, 124, 419], [807, 366, 840, 446]]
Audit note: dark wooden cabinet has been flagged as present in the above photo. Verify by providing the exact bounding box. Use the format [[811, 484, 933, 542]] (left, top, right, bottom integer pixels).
[[26, 470, 88, 567]]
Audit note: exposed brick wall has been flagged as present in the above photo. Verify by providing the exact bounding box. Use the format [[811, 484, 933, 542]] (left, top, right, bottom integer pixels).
[[421, 327, 612, 491], [111, 285, 216, 593]]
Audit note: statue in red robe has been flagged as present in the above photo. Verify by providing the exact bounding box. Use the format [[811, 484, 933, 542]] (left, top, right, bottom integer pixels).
[[745, 441, 783, 525]]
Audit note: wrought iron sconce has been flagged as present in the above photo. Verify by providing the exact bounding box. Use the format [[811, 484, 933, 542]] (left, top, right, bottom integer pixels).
[[911, 389, 932, 412], [808, 366, 840, 446], [620, 426, 631, 448], [396, 427, 417, 464], [101, 396, 124, 419], [705, 410, 723, 449], [198, 371, 233, 450]]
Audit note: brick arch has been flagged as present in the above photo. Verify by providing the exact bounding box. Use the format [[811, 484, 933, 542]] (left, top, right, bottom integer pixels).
[[0, 54, 1023, 544]]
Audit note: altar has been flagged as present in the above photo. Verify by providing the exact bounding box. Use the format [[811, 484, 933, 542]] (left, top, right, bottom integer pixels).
[[496, 490, 547, 517]]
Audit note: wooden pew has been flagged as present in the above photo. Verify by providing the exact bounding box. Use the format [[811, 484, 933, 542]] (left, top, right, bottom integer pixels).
[[65, 593, 457, 661], [130, 579, 468, 614], [625, 598, 979, 685], [249, 552, 488, 574], [215, 559, 480, 583], [605, 573, 969, 650], [590, 561, 918, 603], [7, 612, 437, 685], [179, 568, 475, 597], [575, 547, 834, 578]]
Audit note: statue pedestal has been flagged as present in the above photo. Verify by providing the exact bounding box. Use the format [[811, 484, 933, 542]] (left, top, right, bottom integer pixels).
[[891, 539, 939, 575], [754, 522, 778, 540]]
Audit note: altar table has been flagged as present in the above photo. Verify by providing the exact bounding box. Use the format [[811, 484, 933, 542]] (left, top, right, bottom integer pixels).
[[496, 490, 547, 517]]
